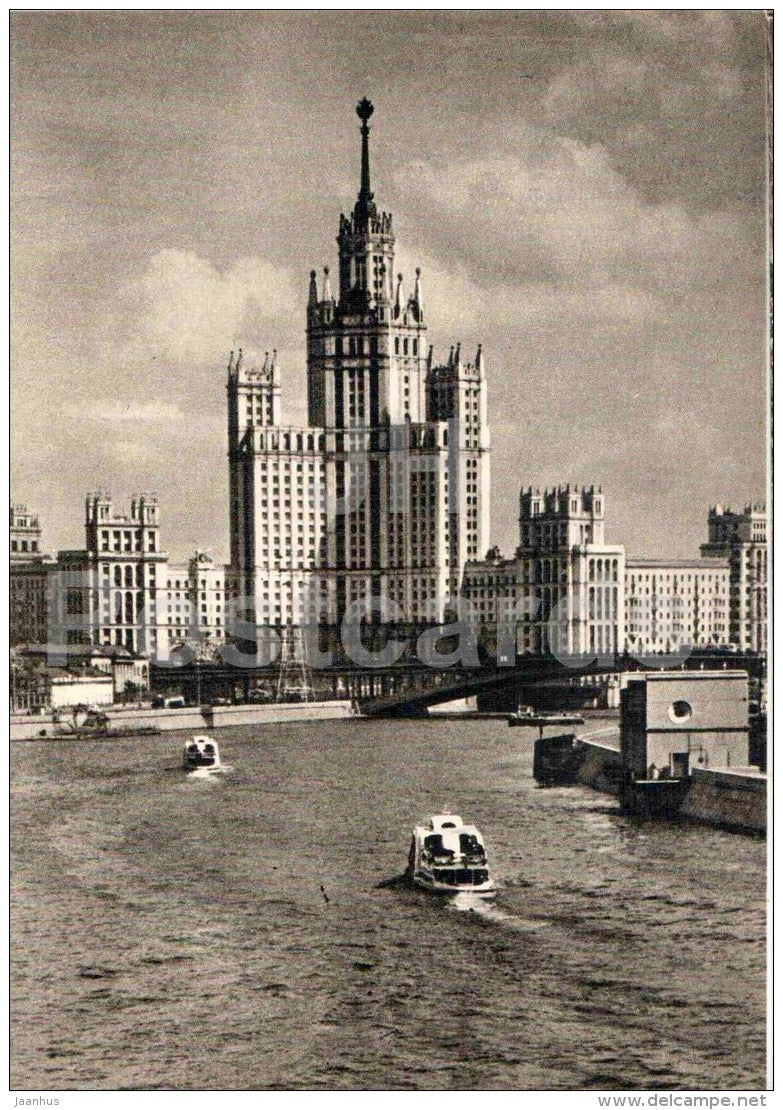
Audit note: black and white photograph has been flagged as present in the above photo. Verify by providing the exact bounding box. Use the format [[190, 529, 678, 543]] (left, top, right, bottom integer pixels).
[[9, 8, 771, 1097]]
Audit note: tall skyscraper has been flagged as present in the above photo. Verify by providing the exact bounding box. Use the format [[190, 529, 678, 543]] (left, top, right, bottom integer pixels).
[[227, 100, 490, 643]]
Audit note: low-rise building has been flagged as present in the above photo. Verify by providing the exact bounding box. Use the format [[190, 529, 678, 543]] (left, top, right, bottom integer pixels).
[[49, 669, 114, 710], [10, 650, 115, 714], [621, 670, 750, 779]]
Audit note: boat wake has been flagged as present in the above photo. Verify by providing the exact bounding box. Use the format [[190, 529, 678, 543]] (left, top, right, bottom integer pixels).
[[447, 891, 547, 932], [187, 765, 232, 780]]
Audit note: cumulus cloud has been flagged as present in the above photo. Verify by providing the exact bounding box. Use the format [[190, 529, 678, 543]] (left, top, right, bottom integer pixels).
[[101, 249, 300, 365], [394, 131, 755, 347], [396, 137, 749, 288]]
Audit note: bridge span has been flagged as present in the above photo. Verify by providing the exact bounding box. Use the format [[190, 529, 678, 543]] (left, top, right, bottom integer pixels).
[[357, 651, 764, 717]]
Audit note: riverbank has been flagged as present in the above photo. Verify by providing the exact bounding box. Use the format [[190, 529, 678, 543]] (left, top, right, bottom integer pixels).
[[10, 699, 354, 740], [533, 732, 766, 834]]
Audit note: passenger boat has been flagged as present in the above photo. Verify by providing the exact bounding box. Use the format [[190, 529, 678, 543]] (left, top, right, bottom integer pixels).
[[407, 814, 495, 895], [182, 735, 221, 770]]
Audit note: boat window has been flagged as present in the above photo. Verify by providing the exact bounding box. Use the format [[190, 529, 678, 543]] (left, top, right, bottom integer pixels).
[[460, 833, 484, 856], [424, 834, 453, 858]]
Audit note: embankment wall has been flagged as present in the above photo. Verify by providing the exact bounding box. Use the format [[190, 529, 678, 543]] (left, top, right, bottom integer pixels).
[[11, 700, 354, 740], [679, 768, 766, 834]]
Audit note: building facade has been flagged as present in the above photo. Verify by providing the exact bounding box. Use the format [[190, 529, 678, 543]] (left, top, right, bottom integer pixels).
[[10, 503, 43, 560], [462, 484, 625, 658], [227, 99, 490, 644], [10, 502, 54, 646], [620, 671, 750, 780], [53, 493, 169, 657], [164, 551, 228, 657], [625, 557, 731, 655], [700, 503, 767, 653]]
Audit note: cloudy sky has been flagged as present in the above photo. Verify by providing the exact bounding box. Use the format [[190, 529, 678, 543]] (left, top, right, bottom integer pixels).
[[11, 10, 769, 562]]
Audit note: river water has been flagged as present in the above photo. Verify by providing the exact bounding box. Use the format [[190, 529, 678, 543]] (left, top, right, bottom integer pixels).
[[11, 719, 766, 1091]]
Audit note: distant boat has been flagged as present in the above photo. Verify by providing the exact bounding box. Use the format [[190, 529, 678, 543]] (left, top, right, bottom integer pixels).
[[508, 708, 585, 734], [182, 735, 221, 771], [406, 814, 496, 896], [49, 705, 159, 740]]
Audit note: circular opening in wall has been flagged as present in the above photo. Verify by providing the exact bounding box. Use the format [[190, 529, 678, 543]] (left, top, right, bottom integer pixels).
[[669, 700, 693, 723]]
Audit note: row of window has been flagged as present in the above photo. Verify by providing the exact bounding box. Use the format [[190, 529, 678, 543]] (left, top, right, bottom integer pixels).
[[98, 529, 157, 553]]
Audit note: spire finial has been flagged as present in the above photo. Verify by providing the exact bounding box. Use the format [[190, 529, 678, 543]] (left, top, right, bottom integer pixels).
[[357, 97, 374, 124], [355, 98, 375, 218], [322, 265, 332, 301]]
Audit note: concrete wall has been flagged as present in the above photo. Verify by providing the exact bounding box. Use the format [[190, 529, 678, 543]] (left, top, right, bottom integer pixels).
[[11, 699, 354, 739], [50, 676, 114, 708], [533, 734, 622, 792], [202, 701, 353, 729], [574, 737, 623, 794], [680, 768, 766, 834]]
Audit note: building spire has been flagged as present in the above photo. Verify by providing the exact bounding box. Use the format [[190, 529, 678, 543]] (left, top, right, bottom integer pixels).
[[394, 272, 403, 318], [413, 266, 423, 321], [355, 97, 375, 220]]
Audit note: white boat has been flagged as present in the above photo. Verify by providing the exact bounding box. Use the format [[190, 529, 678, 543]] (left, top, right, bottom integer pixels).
[[407, 814, 496, 895], [182, 735, 221, 771]]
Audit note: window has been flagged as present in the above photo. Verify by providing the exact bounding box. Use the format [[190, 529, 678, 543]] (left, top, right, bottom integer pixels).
[[669, 700, 693, 723]]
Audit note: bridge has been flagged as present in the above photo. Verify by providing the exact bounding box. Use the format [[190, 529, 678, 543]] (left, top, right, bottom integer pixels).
[[150, 649, 764, 717], [356, 650, 766, 717]]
